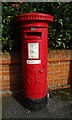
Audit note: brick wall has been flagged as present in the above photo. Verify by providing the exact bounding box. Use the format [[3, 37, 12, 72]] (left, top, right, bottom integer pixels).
[[0, 50, 72, 96], [48, 50, 72, 90]]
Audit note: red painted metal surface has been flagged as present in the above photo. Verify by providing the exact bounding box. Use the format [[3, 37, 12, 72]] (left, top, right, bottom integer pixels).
[[15, 13, 54, 99]]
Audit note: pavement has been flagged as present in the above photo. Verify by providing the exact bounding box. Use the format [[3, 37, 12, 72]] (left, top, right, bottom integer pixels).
[[2, 88, 72, 118]]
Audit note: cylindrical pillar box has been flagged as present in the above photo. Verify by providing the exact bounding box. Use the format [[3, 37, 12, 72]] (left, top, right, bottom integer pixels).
[[15, 13, 54, 102]]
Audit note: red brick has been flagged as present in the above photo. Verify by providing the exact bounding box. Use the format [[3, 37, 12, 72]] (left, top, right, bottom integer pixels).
[[3, 75, 10, 80], [2, 64, 9, 67], [48, 68, 59, 72], [47, 72, 54, 76], [49, 82, 59, 87], [0, 76, 2, 80], [2, 80, 10, 84], [60, 74, 69, 78], [59, 80, 68, 85], [55, 64, 65, 68], [3, 75, 22, 80], [2, 67, 10, 71], [2, 60, 8, 64], [64, 71, 69, 74], [48, 64, 55, 68], [60, 67, 69, 71], [64, 64, 70, 67], [2, 84, 10, 88], [48, 80, 53, 84], [2, 81, 22, 88], [48, 57, 71, 62], [48, 61, 59, 64], [53, 86, 63, 90], [2, 71, 21, 75], [2, 72, 9, 75], [54, 79, 63, 83], [0, 65, 2, 67], [2, 66, 22, 72], [0, 60, 2, 64], [53, 71, 64, 75], [63, 85, 70, 88], [0, 80, 2, 84], [57, 86, 63, 89], [48, 75, 60, 80], [2, 93, 12, 97], [61, 61, 70, 64], [2, 87, 10, 91], [48, 87, 58, 90], [0, 72, 2, 75], [2, 79, 22, 84], [2, 85, 22, 91]]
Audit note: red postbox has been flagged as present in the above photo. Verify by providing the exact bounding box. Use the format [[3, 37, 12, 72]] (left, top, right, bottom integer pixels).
[[15, 13, 54, 102]]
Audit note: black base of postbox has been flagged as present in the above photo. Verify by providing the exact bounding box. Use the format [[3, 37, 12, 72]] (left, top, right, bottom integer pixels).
[[23, 95, 48, 111]]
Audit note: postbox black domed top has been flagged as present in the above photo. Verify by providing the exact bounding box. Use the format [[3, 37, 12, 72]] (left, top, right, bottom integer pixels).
[[15, 13, 54, 22]]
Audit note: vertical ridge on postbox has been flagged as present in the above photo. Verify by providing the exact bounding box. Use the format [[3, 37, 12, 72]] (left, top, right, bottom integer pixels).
[[15, 13, 54, 100]]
